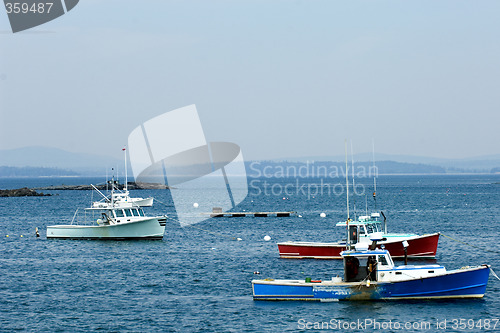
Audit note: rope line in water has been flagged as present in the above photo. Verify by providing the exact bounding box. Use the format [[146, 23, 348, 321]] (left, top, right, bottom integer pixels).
[[490, 267, 500, 281], [440, 233, 500, 254]]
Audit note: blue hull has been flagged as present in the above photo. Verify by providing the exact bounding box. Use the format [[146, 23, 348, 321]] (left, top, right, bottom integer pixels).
[[252, 265, 490, 301]]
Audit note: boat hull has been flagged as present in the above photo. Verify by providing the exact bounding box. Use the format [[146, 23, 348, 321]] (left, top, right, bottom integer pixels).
[[252, 265, 490, 301], [278, 233, 440, 259], [47, 217, 166, 240]]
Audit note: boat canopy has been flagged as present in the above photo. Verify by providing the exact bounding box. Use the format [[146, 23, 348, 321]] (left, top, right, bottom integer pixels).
[[335, 220, 382, 227], [340, 249, 394, 282], [85, 206, 146, 216]]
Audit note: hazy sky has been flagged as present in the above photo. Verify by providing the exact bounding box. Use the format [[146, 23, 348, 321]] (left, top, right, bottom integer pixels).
[[1, 0, 499, 160]]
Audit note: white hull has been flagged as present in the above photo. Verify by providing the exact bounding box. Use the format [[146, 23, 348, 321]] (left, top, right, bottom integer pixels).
[[92, 196, 154, 209], [47, 217, 166, 240], [132, 197, 154, 207]]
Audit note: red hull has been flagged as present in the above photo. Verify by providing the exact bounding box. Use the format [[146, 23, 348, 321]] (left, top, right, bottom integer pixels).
[[278, 233, 440, 259]]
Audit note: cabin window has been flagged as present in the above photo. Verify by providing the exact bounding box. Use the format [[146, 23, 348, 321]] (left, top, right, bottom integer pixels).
[[366, 224, 374, 234], [115, 210, 124, 218], [359, 226, 366, 235], [124, 209, 133, 217], [378, 255, 388, 266], [130, 209, 138, 217], [349, 226, 358, 242], [138, 209, 145, 217]]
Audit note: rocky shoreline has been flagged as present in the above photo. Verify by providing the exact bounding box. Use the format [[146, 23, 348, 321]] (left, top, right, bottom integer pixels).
[[0, 187, 51, 197], [34, 182, 170, 191]]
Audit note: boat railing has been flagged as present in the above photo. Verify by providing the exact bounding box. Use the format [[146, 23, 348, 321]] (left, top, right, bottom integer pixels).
[[70, 208, 105, 226], [70, 208, 79, 225]]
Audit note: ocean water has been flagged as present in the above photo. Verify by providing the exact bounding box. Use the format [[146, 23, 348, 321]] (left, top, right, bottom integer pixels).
[[0, 175, 499, 332]]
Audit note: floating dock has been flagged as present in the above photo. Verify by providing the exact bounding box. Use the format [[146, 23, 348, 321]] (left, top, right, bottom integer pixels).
[[202, 208, 295, 218]]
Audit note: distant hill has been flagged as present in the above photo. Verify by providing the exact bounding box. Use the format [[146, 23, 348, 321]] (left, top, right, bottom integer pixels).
[[275, 152, 500, 173], [0, 146, 498, 176], [246, 160, 445, 178], [0, 166, 79, 177], [0, 146, 122, 176]]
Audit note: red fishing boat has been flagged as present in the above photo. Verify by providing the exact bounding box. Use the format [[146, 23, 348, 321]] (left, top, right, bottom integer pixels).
[[277, 213, 440, 259]]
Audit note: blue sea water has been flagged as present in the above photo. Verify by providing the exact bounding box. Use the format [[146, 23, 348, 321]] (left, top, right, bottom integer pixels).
[[0, 175, 499, 332]]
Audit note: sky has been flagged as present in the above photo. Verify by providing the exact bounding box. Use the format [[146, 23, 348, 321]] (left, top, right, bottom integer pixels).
[[1, 0, 499, 161]]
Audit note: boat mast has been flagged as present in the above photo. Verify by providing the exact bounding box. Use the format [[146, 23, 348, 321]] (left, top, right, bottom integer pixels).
[[110, 168, 115, 207], [350, 140, 357, 222], [345, 140, 350, 248], [372, 139, 377, 211], [123, 146, 128, 191]]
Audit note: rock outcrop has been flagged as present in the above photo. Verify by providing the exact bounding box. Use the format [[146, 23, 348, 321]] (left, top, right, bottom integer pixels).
[[34, 182, 169, 190], [0, 187, 51, 197]]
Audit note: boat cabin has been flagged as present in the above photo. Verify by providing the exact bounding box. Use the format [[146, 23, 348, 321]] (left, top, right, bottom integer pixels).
[[113, 207, 146, 219], [336, 214, 383, 243], [88, 207, 147, 225], [341, 246, 394, 282], [341, 245, 446, 283]]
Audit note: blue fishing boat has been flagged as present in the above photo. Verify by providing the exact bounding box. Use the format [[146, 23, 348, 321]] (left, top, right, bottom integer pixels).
[[253, 241, 490, 301]]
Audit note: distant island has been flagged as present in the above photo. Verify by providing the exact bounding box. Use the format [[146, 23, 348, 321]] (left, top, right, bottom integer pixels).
[[1, 146, 500, 176], [0, 187, 51, 197], [245, 160, 446, 177], [35, 182, 170, 190], [2, 160, 500, 178]]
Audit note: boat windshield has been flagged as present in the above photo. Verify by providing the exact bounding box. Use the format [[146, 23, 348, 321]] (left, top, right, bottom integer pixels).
[[124, 209, 133, 217], [137, 208, 145, 217], [366, 223, 382, 233], [115, 209, 125, 218], [378, 255, 388, 266]]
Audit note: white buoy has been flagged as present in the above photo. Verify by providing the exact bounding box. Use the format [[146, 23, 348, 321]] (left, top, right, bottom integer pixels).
[[236, 237, 242, 241], [298, 215, 302, 218], [193, 203, 199, 208], [264, 235, 271, 241], [320, 213, 326, 218]]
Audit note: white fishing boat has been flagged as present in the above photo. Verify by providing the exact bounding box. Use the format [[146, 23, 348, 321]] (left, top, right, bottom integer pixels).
[[47, 149, 166, 240], [47, 185, 166, 240], [92, 148, 154, 209], [91, 182, 153, 209]]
